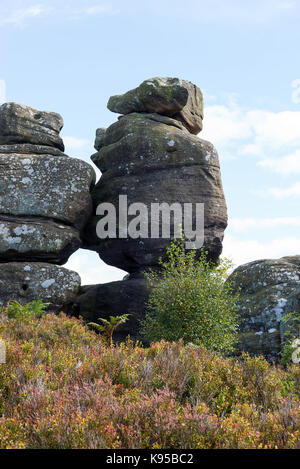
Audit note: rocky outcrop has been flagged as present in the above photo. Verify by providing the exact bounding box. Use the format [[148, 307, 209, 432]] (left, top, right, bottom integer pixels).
[[228, 256, 300, 361], [84, 78, 227, 274], [0, 262, 80, 311], [79, 77, 227, 337], [0, 103, 95, 309]]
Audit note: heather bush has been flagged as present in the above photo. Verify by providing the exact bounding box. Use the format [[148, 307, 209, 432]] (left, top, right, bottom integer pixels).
[[0, 304, 299, 449], [140, 240, 239, 353]]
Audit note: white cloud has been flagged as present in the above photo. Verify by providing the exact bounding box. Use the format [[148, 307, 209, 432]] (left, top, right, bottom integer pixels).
[[0, 3, 120, 26], [267, 182, 300, 198], [247, 110, 300, 149], [229, 216, 300, 233], [201, 104, 252, 147], [202, 103, 300, 155], [0, 4, 52, 26], [258, 149, 300, 175], [223, 234, 300, 268], [0, 80, 6, 103]]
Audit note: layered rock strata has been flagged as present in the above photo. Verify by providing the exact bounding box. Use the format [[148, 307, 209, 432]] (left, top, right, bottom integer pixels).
[[0, 103, 95, 310]]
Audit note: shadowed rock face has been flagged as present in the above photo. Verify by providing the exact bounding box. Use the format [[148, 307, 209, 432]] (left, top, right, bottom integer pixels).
[[0, 103, 96, 266], [228, 256, 300, 361], [84, 111, 227, 272], [73, 275, 152, 341], [0, 103, 64, 151], [0, 262, 81, 311]]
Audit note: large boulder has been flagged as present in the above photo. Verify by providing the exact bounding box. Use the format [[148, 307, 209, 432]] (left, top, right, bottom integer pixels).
[[107, 77, 203, 134], [0, 103, 64, 151], [0, 262, 81, 311], [0, 151, 95, 229], [0, 219, 81, 264], [84, 112, 227, 272], [228, 256, 300, 361], [73, 275, 151, 341]]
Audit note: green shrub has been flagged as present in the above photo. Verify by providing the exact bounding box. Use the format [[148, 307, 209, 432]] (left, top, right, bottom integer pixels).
[[140, 240, 240, 354], [2, 300, 49, 320]]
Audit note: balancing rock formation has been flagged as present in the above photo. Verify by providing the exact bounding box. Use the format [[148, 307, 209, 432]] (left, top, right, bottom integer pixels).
[[77, 77, 228, 335], [0, 103, 95, 310], [84, 77, 227, 272], [228, 256, 300, 361]]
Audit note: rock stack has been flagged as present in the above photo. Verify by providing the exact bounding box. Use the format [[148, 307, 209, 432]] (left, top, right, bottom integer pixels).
[[228, 256, 300, 361], [77, 77, 228, 338], [0, 103, 95, 310]]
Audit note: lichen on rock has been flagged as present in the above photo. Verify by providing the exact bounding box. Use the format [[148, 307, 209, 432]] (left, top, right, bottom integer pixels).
[[228, 256, 300, 360]]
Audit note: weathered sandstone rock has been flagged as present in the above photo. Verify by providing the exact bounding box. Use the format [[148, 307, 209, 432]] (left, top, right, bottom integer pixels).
[[0, 218, 81, 264], [0, 152, 95, 229], [107, 77, 203, 134], [0, 103, 64, 151], [0, 262, 81, 310], [0, 103, 96, 264], [84, 112, 227, 272], [228, 256, 300, 361]]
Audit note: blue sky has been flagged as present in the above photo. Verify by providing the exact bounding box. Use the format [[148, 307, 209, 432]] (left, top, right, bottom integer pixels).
[[1, 0, 300, 284]]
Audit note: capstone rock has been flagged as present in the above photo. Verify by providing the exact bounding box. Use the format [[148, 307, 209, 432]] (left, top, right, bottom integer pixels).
[[107, 77, 203, 134], [0, 103, 64, 151]]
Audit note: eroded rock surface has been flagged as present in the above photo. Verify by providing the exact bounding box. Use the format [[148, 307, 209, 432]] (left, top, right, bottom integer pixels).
[[0, 219, 81, 264], [0, 103, 95, 265], [228, 256, 300, 360], [0, 152, 95, 229], [0, 103, 64, 151], [84, 111, 227, 272], [107, 77, 203, 134], [80, 77, 227, 335], [0, 262, 81, 310]]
